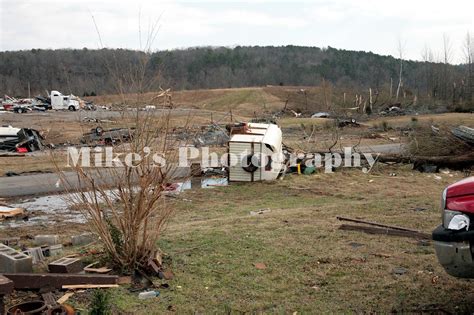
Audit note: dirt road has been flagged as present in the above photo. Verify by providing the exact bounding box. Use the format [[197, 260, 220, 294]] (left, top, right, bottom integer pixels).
[[0, 143, 403, 198], [0, 166, 190, 198]]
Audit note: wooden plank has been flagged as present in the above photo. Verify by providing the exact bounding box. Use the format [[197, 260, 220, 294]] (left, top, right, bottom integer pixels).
[[84, 262, 112, 274], [339, 224, 430, 239], [117, 276, 132, 285], [57, 292, 74, 304], [337, 216, 424, 233], [0, 207, 25, 220], [2, 273, 118, 290], [62, 284, 119, 290]]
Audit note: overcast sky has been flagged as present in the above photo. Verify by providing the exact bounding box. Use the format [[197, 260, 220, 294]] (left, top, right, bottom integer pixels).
[[1, 0, 473, 63]]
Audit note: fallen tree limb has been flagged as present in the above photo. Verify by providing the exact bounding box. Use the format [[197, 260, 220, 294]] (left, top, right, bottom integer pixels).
[[377, 152, 474, 169], [306, 151, 474, 170]]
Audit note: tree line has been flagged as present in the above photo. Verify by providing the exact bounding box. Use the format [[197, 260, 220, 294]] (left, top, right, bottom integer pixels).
[[0, 44, 472, 109]]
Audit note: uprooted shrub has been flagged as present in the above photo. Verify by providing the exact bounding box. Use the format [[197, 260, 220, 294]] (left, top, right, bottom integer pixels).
[[54, 93, 192, 273], [52, 31, 195, 272]]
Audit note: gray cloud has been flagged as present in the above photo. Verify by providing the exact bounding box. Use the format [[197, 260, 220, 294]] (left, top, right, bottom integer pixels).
[[1, 0, 473, 62]]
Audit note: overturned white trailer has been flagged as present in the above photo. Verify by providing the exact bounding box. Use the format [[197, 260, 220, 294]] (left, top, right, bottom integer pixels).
[[228, 123, 285, 182]]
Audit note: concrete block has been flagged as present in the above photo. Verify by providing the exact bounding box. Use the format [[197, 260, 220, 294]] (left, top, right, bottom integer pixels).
[[48, 257, 82, 273], [24, 247, 45, 264], [71, 233, 95, 246], [34, 235, 60, 246], [0, 237, 20, 246], [48, 245, 63, 257], [0, 244, 33, 273]]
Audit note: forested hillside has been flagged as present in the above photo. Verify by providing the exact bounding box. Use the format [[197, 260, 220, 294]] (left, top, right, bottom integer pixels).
[[0, 46, 472, 108]]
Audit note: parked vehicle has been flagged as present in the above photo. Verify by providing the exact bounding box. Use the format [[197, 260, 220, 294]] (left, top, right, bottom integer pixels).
[[50, 90, 80, 111], [433, 177, 474, 278]]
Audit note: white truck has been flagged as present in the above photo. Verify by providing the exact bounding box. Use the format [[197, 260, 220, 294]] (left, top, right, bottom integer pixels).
[[50, 90, 80, 111]]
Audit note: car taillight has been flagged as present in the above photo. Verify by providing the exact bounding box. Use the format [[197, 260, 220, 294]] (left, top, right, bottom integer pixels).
[[16, 147, 28, 153]]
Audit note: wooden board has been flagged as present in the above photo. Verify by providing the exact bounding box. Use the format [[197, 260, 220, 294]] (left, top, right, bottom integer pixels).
[[62, 284, 119, 290], [3, 273, 118, 290], [0, 206, 25, 219]]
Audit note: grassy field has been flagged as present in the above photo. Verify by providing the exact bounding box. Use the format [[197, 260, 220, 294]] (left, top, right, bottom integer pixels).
[[88, 87, 284, 116], [46, 166, 473, 314], [2, 86, 474, 312]]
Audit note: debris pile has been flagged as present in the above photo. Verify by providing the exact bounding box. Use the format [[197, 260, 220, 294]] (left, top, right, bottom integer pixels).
[[407, 124, 474, 172], [0, 232, 174, 314], [0, 206, 26, 221], [0, 126, 44, 153], [1, 90, 94, 113], [81, 127, 134, 146], [451, 125, 474, 145]]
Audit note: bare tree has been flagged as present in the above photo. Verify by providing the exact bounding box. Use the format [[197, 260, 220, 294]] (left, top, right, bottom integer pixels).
[[442, 34, 454, 101], [50, 12, 192, 273], [443, 34, 453, 65], [463, 31, 473, 103], [421, 44, 434, 97], [395, 38, 405, 102]]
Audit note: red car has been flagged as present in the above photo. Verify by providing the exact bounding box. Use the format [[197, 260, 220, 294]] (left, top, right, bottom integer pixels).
[[433, 176, 474, 278]]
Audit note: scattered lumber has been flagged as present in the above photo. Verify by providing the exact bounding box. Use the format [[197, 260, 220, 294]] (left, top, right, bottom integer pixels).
[[337, 216, 430, 239], [84, 262, 112, 274], [2, 273, 118, 290], [337, 216, 423, 233], [57, 292, 74, 304], [0, 206, 25, 220], [339, 224, 430, 239]]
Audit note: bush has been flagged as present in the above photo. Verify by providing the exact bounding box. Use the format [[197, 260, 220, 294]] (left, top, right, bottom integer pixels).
[[90, 289, 111, 315]]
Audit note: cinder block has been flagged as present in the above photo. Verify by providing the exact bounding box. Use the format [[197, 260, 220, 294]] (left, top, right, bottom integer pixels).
[[71, 233, 95, 246], [48, 257, 82, 273], [48, 245, 63, 257], [0, 237, 20, 246], [0, 244, 33, 273], [24, 247, 45, 264], [34, 235, 60, 246]]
